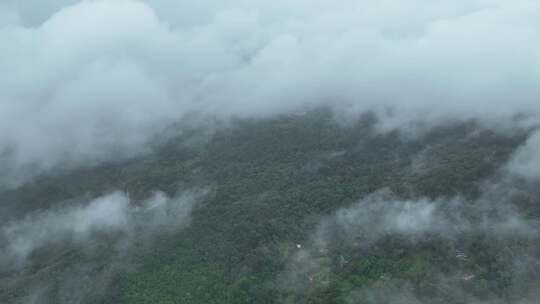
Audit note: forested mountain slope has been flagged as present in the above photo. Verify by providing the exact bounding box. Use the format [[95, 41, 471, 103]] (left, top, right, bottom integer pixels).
[[1, 109, 539, 304]]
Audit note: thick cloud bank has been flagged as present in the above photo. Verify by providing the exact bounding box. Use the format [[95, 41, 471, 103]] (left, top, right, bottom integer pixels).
[[1, 0, 540, 187]]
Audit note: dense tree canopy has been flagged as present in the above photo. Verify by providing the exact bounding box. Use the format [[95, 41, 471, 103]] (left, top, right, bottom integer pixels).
[[1, 109, 538, 304]]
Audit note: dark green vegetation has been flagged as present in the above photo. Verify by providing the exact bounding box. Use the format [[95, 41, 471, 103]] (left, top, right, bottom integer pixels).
[[1, 109, 539, 303]]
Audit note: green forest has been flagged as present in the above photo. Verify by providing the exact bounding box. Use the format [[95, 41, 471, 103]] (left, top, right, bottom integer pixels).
[[1, 109, 539, 304]]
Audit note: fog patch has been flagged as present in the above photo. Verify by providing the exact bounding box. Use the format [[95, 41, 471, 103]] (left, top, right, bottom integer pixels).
[[278, 184, 540, 302], [312, 191, 535, 251], [1, 188, 206, 270], [507, 131, 540, 180]]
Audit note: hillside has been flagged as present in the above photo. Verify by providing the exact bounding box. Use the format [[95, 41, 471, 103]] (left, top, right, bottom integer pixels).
[[1, 109, 539, 304]]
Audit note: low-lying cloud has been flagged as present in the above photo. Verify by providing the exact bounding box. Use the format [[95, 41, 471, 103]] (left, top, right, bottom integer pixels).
[[507, 131, 540, 180], [315, 191, 535, 249], [1, 188, 206, 269], [0, 187, 207, 303], [279, 182, 540, 302], [1, 0, 540, 187], [2, 191, 130, 264]]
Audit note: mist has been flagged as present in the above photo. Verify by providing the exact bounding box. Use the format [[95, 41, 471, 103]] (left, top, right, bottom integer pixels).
[[507, 131, 540, 179], [1, 0, 540, 187], [279, 183, 540, 302], [0, 188, 205, 270], [0, 187, 207, 303]]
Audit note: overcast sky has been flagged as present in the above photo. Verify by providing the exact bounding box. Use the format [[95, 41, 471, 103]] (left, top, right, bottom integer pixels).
[[1, 0, 540, 187]]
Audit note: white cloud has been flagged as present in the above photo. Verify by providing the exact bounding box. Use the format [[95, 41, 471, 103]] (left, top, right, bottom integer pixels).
[[279, 186, 540, 301], [0, 3, 21, 27], [2, 0, 540, 187], [1, 188, 205, 267], [507, 131, 540, 179], [2, 191, 130, 264], [312, 188, 537, 254]]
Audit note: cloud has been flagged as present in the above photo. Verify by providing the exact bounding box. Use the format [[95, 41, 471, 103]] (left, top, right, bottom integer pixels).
[[2, 0, 540, 187], [2, 0, 78, 27], [1, 188, 205, 268], [0, 187, 207, 303], [315, 185, 540, 249], [311, 190, 536, 253], [0, 3, 21, 27], [278, 184, 540, 302], [507, 130, 540, 179], [2, 191, 130, 265]]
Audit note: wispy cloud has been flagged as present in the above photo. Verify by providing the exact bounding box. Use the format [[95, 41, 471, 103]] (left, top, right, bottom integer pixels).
[[1, 188, 206, 269]]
